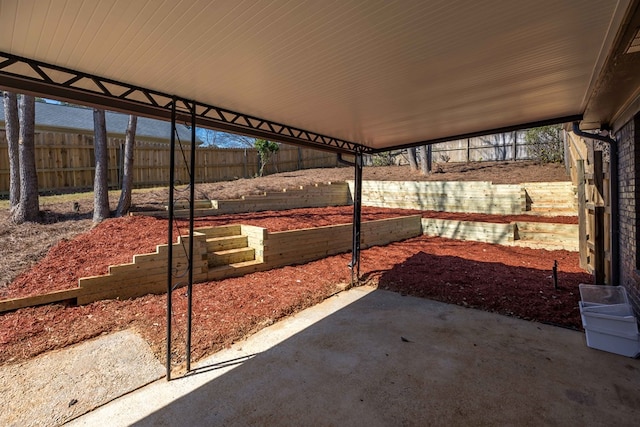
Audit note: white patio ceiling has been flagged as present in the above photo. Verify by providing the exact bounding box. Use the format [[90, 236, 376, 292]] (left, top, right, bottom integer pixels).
[[0, 0, 633, 152]]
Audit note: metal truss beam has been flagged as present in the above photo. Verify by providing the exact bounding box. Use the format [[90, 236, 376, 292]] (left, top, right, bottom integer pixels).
[[0, 51, 370, 154]]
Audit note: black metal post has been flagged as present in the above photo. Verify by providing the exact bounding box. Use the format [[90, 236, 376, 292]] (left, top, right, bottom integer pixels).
[[350, 151, 363, 284], [166, 99, 177, 381], [186, 103, 196, 372]]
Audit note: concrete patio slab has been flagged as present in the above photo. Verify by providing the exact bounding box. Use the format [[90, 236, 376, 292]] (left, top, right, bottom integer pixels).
[[1, 329, 164, 427], [69, 286, 640, 426]]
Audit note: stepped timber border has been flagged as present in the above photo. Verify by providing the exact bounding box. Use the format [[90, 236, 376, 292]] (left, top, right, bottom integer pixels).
[[0, 179, 578, 313], [0, 216, 422, 313]]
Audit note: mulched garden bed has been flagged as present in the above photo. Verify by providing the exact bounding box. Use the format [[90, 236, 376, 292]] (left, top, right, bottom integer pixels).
[[0, 206, 588, 366]]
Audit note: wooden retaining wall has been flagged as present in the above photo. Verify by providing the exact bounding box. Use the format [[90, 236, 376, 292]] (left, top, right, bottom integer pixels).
[[511, 222, 579, 251], [167, 182, 351, 218], [349, 180, 576, 217], [77, 233, 209, 304], [422, 218, 515, 244], [349, 180, 525, 214], [262, 215, 422, 267], [0, 216, 421, 312], [421, 218, 578, 251]]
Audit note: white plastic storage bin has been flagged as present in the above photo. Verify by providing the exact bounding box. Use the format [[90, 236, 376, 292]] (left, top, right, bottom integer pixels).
[[584, 326, 640, 358], [578, 284, 640, 357], [579, 302, 639, 335], [579, 284, 630, 306]]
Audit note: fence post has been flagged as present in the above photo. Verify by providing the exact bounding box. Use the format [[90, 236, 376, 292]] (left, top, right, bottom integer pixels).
[[243, 149, 248, 178], [298, 147, 303, 170], [118, 141, 124, 188], [512, 131, 517, 161], [466, 138, 470, 162]]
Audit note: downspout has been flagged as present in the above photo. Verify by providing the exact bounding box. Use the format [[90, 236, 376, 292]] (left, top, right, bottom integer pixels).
[[572, 122, 619, 286]]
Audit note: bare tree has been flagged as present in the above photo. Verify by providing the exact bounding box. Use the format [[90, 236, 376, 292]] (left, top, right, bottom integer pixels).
[[92, 109, 110, 223], [407, 147, 418, 171], [116, 115, 137, 217], [199, 128, 255, 147], [13, 95, 39, 223], [419, 145, 432, 175], [3, 91, 20, 211]]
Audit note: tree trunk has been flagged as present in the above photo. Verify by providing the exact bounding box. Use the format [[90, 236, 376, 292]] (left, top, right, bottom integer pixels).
[[419, 145, 432, 175], [3, 91, 20, 210], [92, 109, 110, 223], [116, 115, 137, 217], [13, 95, 39, 223], [407, 147, 418, 171]]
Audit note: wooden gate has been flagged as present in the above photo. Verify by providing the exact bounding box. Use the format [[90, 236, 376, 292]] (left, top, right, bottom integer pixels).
[[567, 132, 610, 284]]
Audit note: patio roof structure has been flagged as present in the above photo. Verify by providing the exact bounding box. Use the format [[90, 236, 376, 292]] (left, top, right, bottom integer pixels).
[[1, 0, 638, 153], [2, 0, 640, 379]]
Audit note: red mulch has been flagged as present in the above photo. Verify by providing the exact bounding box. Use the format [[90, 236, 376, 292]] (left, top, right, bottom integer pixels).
[[0, 206, 588, 366], [4, 206, 577, 300]]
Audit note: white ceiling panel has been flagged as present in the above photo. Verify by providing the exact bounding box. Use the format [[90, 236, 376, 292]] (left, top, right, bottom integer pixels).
[[0, 0, 632, 150]]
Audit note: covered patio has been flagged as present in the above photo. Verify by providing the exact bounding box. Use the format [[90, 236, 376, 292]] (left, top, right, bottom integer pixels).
[[67, 287, 639, 426], [2, 0, 640, 423]]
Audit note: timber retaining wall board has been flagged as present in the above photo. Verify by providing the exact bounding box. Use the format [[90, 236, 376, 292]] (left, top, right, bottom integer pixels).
[[168, 182, 351, 218], [0, 216, 421, 312], [77, 233, 209, 304], [420, 217, 578, 250], [421, 218, 515, 244], [511, 222, 579, 251], [261, 215, 422, 267], [347, 180, 526, 214]]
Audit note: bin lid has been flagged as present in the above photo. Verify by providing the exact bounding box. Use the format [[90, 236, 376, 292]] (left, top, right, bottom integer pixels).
[[579, 301, 635, 317], [579, 284, 630, 305]]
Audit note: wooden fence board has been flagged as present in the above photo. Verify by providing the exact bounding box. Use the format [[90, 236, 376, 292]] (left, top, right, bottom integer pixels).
[[0, 131, 338, 194]]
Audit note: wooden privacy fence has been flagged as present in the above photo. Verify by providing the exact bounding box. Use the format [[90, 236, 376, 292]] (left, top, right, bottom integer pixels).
[[366, 131, 540, 165], [428, 131, 535, 163], [0, 131, 339, 194]]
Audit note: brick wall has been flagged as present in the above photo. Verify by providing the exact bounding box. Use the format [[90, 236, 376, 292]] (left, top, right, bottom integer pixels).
[[616, 113, 640, 313]]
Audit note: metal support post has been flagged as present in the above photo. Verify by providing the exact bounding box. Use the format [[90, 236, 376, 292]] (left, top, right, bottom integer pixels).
[[166, 99, 177, 381], [350, 151, 363, 284], [186, 103, 196, 372]]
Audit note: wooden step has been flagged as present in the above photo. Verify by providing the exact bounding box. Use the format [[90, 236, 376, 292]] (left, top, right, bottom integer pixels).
[[509, 239, 579, 252], [206, 235, 248, 252], [515, 222, 578, 233], [196, 225, 242, 238], [523, 209, 578, 216], [516, 231, 577, 243], [208, 247, 255, 267]]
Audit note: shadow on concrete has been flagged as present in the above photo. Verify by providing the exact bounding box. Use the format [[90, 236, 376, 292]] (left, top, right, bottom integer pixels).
[[129, 289, 639, 426]]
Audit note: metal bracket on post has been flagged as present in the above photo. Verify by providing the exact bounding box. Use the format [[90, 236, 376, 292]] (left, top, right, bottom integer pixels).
[[350, 151, 363, 285]]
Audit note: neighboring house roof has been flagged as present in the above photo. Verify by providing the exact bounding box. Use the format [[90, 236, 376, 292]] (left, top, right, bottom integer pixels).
[[0, 101, 199, 144]]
